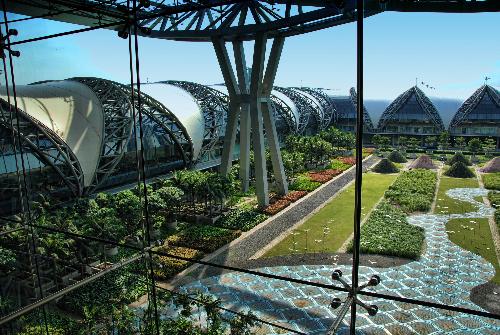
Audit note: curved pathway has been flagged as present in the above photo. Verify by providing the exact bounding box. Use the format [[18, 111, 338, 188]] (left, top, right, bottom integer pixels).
[[171, 187, 500, 334]]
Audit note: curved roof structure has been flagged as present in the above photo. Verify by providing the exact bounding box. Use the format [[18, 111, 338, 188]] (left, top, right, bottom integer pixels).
[[295, 87, 336, 129], [270, 90, 299, 135], [449, 84, 500, 135], [377, 86, 444, 133], [274, 87, 313, 135], [1, 81, 104, 189], [140, 82, 205, 162]]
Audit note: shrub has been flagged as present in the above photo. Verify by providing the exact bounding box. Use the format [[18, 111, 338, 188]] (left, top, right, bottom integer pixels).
[[339, 156, 356, 166], [289, 174, 321, 191], [348, 201, 424, 259], [447, 152, 471, 166], [444, 162, 475, 178], [216, 208, 268, 231], [330, 159, 351, 171], [153, 245, 204, 280], [483, 173, 500, 190], [387, 150, 407, 163], [372, 158, 399, 174], [167, 225, 241, 252], [19, 325, 65, 335], [488, 191, 500, 207], [385, 169, 437, 213], [262, 199, 291, 216]]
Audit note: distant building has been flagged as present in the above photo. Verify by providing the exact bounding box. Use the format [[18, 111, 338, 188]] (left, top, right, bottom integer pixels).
[[329, 88, 375, 133], [377, 86, 445, 142], [449, 84, 500, 146]]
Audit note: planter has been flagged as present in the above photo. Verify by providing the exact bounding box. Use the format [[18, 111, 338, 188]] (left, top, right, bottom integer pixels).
[[104, 245, 118, 257]]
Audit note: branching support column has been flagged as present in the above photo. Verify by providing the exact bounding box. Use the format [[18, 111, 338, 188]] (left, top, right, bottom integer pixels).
[[212, 34, 287, 207]]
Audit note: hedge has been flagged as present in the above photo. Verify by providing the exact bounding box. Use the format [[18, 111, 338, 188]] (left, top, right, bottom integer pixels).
[[289, 174, 321, 191], [384, 169, 437, 213], [167, 225, 241, 252], [387, 150, 407, 163], [216, 208, 268, 231], [349, 201, 425, 259], [483, 173, 500, 191], [444, 162, 475, 178], [153, 245, 204, 280]]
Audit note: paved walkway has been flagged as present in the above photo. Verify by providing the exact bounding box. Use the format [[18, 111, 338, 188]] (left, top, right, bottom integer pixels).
[[171, 187, 500, 334]]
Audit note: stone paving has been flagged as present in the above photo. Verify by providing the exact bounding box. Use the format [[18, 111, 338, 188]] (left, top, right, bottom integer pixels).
[[169, 187, 500, 334]]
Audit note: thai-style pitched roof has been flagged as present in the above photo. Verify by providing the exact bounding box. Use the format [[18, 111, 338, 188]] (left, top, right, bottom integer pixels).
[[449, 84, 500, 128], [377, 86, 444, 131], [329, 88, 375, 132]]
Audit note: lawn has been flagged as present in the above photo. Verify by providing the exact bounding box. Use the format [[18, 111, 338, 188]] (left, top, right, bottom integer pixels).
[[434, 176, 479, 215], [264, 172, 397, 257], [446, 218, 500, 285]]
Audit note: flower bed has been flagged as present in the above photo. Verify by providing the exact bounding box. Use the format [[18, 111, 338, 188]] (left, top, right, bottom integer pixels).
[[308, 169, 342, 183], [339, 156, 356, 166], [483, 173, 500, 191], [216, 208, 268, 231], [167, 225, 241, 253], [385, 169, 437, 213], [153, 245, 204, 280], [262, 199, 291, 216], [349, 201, 425, 259], [281, 190, 308, 202], [330, 159, 351, 171]]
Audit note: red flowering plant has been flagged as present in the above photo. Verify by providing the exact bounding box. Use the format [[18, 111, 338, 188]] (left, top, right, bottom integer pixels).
[[282, 190, 308, 202], [262, 199, 291, 216], [339, 156, 356, 166]]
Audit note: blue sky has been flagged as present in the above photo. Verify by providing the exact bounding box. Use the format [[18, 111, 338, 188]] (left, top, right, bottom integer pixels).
[[7, 10, 500, 100]]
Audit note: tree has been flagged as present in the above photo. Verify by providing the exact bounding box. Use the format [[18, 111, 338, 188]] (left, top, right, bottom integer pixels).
[[468, 138, 482, 160], [282, 150, 304, 178], [483, 138, 497, 157], [372, 134, 391, 152], [425, 136, 437, 148], [407, 137, 420, 151], [455, 137, 466, 151], [112, 190, 142, 232], [398, 136, 408, 151], [438, 131, 450, 150]]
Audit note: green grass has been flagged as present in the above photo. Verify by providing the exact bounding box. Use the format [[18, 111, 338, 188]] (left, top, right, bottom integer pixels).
[[446, 218, 500, 284], [264, 172, 397, 257], [483, 173, 500, 191], [434, 176, 479, 214]]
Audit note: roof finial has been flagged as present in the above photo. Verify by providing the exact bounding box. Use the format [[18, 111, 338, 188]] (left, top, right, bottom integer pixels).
[[415, 77, 418, 87], [485, 76, 491, 85]]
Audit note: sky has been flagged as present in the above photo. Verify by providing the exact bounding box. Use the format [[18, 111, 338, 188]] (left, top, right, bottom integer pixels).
[[6, 9, 500, 101]]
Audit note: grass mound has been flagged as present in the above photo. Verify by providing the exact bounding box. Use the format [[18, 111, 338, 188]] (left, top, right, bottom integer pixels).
[[408, 155, 436, 169], [372, 158, 399, 173], [444, 162, 475, 178], [388, 150, 407, 163], [348, 201, 425, 259], [480, 157, 500, 173], [447, 152, 471, 166]]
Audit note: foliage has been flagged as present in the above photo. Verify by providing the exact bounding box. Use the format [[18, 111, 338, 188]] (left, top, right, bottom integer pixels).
[[349, 201, 424, 259], [339, 156, 356, 166], [319, 127, 355, 150], [385, 169, 437, 213], [0, 246, 16, 270], [468, 138, 482, 155], [330, 159, 351, 171], [372, 158, 399, 174], [424, 136, 437, 148], [483, 173, 500, 190], [281, 190, 308, 202], [216, 208, 268, 231], [153, 245, 204, 280], [398, 136, 408, 150], [261, 198, 291, 216], [438, 131, 450, 150], [483, 138, 497, 156], [81, 201, 125, 240], [387, 150, 407, 163], [168, 225, 241, 252], [444, 162, 475, 178], [488, 191, 500, 208], [289, 174, 321, 192], [372, 134, 391, 151], [447, 152, 471, 166], [112, 190, 142, 231], [407, 137, 420, 150], [455, 136, 466, 150], [281, 150, 305, 177], [18, 325, 65, 335], [308, 169, 342, 183]]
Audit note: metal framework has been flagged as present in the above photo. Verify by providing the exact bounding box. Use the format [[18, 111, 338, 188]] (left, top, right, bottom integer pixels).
[[295, 86, 336, 129], [67, 77, 134, 193], [377, 85, 444, 132], [449, 84, 500, 128], [269, 92, 298, 134], [349, 87, 374, 132], [274, 86, 313, 134], [0, 99, 84, 197], [162, 80, 226, 161]]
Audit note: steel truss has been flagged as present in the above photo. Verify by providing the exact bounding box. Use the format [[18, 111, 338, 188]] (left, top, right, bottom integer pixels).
[[119, 83, 194, 166], [377, 86, 443, 132], [67, 77, 134, 193], [269, 93, 298, 134], [274, 86, 314, 134], [449, 84, 500, 128], [163, 80, 226, 161], [349, 87, 374, 132], [295, 87, 336, 129], [0, 99, 84, 197]]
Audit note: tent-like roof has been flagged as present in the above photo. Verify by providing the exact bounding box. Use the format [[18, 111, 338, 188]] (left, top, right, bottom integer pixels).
[[449, 84, 500, 128], [329, 88, 374, 132], [377, 86, 444, 132]]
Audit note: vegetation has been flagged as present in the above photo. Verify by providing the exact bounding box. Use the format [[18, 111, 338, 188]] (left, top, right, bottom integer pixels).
[[447, 152, 471, 166], [444, 162, 475, 178], [265, 173, 397, 257], [168, 225, 241, 253], [153, 245, 204, 280], [446, 218, 500, 284], [351, 201, 425, 259], [289, 174, 321, 191], [372, 158, 399, 174], [385, 169, 437, 213], [387, 150, 407, 163], [372, 134, 391, 152], [489, 191, 500, 232], [435, 177, 479, 215], [483, 173, 500, 190], [216, 207, 268, 231]]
